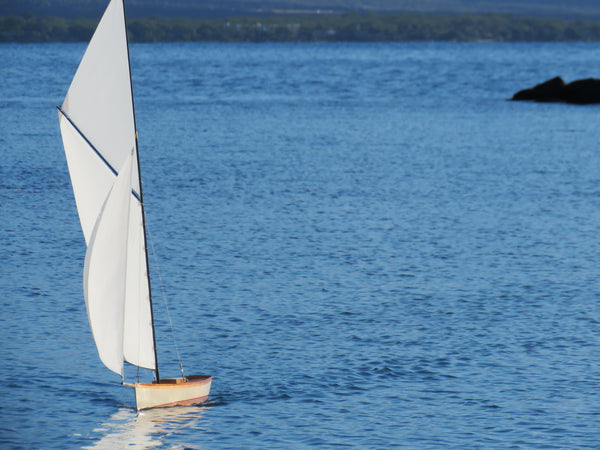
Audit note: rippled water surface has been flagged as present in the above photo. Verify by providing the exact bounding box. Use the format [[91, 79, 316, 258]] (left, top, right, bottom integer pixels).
[[2, 42, 600, 448]]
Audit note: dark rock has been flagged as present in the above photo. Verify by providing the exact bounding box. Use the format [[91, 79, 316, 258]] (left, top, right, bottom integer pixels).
[[512, 76, 565, 102], [512, 77, 600, 104], [562, 78, 600, 104]]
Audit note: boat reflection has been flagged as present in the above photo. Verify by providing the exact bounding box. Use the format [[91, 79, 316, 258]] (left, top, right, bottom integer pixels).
[[85, 405, 211, 449]]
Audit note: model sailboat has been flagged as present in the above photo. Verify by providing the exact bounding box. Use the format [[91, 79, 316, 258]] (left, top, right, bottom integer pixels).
[[57, 0, 211, 410]]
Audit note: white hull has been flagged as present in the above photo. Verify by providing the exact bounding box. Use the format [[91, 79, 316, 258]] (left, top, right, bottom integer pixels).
[[126, 375, 212, 410]]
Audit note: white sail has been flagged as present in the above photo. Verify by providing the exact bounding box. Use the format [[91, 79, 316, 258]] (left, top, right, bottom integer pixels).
[[60, 0, 138, 242], [58, 115, 116, 243], [84, 152, 135, 375], [58, 0, 156, 374], [61, 0, 140, 199], [123, 198, 155, 369]]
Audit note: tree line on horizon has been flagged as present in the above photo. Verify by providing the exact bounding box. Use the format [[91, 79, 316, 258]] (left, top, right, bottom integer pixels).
[[2, 12, 600, 43], [4, 0, 600, 21]]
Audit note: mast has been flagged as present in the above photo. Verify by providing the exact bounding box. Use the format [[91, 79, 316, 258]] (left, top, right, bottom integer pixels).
[[121, 0, 160, 382]]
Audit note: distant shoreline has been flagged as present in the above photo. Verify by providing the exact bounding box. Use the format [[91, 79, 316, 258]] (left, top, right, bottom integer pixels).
[[2, 12, 600, 43]]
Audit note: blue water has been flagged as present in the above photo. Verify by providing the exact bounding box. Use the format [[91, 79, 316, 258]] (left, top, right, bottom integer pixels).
[[2, 41, 600, 448]]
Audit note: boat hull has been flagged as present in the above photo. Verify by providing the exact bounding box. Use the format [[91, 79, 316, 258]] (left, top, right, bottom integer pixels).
[[126, 375, 212, 410]]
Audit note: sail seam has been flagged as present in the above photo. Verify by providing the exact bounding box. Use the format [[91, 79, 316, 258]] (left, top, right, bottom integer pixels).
[[57, 105, 142, 203]]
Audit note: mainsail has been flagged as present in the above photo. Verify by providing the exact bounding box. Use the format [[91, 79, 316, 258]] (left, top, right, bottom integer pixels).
[[57, 0, 156, 375]]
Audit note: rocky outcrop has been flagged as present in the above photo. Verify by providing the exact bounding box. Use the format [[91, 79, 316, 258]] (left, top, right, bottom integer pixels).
[[512, 77, 600, 104]]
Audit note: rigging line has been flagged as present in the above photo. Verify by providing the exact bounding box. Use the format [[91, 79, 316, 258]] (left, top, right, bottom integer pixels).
[[56, 105, 142, 203], [147, 227, 186, 379]]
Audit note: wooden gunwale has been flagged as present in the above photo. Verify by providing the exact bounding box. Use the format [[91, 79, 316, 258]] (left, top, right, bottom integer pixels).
[[124, 375, 211, 389]]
